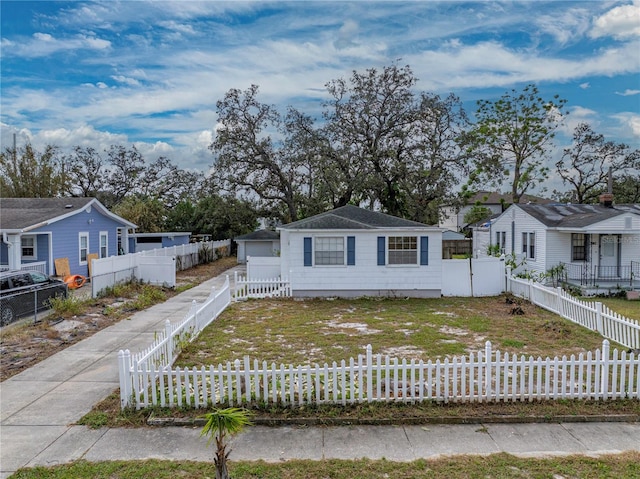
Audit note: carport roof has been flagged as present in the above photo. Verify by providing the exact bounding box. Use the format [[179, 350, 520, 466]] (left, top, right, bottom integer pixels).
[[234, 229, 280, 241]]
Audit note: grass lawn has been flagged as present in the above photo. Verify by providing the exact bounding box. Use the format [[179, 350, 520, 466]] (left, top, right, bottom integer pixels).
[[11, 453, 640, 478], [579, 297, 640, 322], [177, 295, 617, 369]]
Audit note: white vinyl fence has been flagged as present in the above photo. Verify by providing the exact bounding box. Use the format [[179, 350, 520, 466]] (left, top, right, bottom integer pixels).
[[91, 240, 230, 298], [233, 271, 291, 301], [120, 340, 639, 410], [139, 239, 231, 271], [119, 276, 231, 409], [441, 257, 506, 297], [509, 276, 640, 350]]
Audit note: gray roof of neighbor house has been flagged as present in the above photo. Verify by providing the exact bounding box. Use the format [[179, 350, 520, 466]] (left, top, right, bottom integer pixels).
[[0, 197, 137, 231], [234, 229, 280, 241], [517, 203, 640, 228], [279, 205, 433, 230]]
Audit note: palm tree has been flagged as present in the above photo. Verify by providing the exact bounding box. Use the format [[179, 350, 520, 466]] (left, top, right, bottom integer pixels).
[[200, 407, 253, 479]]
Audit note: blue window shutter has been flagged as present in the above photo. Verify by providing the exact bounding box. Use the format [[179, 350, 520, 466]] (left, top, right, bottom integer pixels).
[[377, 236, 385, 265], [303, 237, 312, 267], [347, 236, 355, 266], [420, 236, 429, 265]]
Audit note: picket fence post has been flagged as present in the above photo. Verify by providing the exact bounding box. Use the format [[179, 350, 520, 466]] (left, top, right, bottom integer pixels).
[[484, 341, 492, 401], [118, 349, 131, 408], [601, 340, 610, 399], [366, 345, 373, 402], [555, 287, 564, 318], [595, 302, 603, 334], [165, 320, 173, 364]]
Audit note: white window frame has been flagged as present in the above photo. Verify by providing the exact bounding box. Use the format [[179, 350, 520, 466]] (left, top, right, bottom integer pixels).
[[99, 231, 108, 258], [387, 236, 418, 265], [522, 232, 535, 260], [21, 235, 37, 260], [314, 236, 345, 266], [79, 232, 89, 265]]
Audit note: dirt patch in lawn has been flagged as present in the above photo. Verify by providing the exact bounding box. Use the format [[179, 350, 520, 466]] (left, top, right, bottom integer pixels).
[[177, 294, 618, 369], [0, 256, 238, 381]]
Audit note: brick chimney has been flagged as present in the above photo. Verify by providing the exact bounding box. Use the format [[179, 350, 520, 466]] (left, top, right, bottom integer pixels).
[[599, 193, 614, 207]]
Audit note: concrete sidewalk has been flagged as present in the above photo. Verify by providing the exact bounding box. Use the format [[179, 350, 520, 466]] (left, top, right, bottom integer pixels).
[[2, 421, 640, 475], [0, 265, 244, 478], [1, 264, 639, 478]]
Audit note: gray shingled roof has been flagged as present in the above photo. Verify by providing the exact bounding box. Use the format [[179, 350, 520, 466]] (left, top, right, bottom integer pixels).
[[234, 229, 280, 241], [518, 203, 640, 228], [279, 205, 429, 230], [0, 197, 136, 231]]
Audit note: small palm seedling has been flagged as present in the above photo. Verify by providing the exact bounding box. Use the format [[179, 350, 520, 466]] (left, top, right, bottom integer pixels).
[[200, 407, 253, 479]]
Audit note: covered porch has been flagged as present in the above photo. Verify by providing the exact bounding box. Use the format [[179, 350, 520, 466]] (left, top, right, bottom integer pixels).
[[559, 260, 640, 293]]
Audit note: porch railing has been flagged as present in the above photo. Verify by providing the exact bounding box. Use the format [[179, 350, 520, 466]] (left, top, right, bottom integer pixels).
[[0, 261, 47, 275], [560, 262, 636, 287]]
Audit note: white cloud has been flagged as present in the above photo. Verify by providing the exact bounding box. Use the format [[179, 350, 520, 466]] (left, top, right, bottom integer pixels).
[[534, 7, 591, 44], [1, 32, 111, 58], [111, 75, 141, 87], [590, 1, 640, 39], [611, 112, 640, 137], [615, 89, 640, 96], [579, 82, 590, 89], [560, 106, 599, 136]]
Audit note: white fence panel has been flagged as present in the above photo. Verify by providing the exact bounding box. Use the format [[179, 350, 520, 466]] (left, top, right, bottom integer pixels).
[[509, 276, 640, 350], [91, 255, 137, 297], [442, 258, 505, 296], [247, 256, 281, 280], [138, 256, 176, 287], [119, 276, 232, 408], [91, 239, 230, 297], [123, 340, 640, 410], [234, 272, 291, 301]]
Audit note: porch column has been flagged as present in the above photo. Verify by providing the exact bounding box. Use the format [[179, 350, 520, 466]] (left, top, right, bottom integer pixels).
[[6, 234, 21, 270]]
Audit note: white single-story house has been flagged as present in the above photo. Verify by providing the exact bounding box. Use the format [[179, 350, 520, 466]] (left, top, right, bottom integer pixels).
[[487, 197, 640, 288], [439, 190, 552, 232], [234, 229, 280, 264], [278, 205, 443, 298]]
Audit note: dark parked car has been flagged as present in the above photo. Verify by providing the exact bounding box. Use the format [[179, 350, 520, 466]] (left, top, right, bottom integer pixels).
[[0, 270, 68, 326]]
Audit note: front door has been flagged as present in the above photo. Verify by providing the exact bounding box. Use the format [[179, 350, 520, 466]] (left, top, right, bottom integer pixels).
[[599, 234, 619, 278]]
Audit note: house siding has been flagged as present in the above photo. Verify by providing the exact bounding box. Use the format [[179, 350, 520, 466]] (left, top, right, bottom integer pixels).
[[29, 207, 125, 276], [490, 206, 547, 275], [282, 229, 442, 297]]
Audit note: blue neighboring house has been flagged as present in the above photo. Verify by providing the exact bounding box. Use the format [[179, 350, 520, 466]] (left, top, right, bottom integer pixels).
[[128, 232, 191, 253], [0, 198, 137, 277]]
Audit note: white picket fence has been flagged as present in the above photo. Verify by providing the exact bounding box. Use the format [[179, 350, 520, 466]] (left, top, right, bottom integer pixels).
[[92, 240, 230, 298], [118, 276, 232, 409], [233, 271, 291, 301], [121, 340, 639, 410], [509, 276, 640, 350]]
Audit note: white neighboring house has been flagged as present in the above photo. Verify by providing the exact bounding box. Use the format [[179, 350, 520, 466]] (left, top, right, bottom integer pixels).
[[278, 205, 442, 298], [488, 198, 640, 288], [234, 229, 280, 264], [439, 190, 552, 231]]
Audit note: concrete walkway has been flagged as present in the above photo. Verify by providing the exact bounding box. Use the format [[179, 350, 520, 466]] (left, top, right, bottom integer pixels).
[[1, 264, 639, 477]]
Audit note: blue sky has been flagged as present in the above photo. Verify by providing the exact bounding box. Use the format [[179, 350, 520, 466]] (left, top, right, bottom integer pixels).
[[1, 1, 639, 192]]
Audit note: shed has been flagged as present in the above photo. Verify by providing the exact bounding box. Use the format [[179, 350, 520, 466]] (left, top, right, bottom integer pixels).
[[234, 230, 280, 264]]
